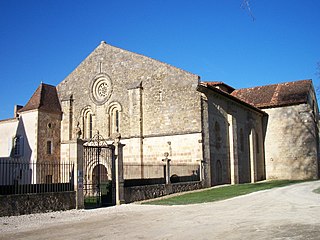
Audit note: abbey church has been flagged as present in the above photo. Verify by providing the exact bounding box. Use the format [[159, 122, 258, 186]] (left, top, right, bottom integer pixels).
[[0, 41, 319, 187]]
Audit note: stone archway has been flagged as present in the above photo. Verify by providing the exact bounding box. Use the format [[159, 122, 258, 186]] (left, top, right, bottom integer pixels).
[[92, 164, 108, 186], [83, 139, 115, 208]]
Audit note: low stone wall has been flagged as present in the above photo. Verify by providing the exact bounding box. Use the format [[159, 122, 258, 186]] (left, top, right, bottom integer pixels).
[[124, 181, 203, 203], [0, 191, 76, 217]]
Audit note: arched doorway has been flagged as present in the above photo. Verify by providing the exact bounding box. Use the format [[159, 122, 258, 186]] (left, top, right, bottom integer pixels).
[[91, 164, 112, 206], [92, 164, 108, 186], [83, 141, 115, 208]]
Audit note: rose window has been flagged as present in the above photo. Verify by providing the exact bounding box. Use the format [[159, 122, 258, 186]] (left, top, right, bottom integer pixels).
[[90, 74, 112, 105], [98, 83, 108, 97]]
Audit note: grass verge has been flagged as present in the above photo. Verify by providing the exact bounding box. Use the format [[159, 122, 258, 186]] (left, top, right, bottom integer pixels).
[[143, 180, 304, 205]]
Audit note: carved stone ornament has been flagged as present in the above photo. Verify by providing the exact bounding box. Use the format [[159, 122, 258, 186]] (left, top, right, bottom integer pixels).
[[90, 74, 113, 105], [111, 132, 121, 143], [74, 121, 82, 139]]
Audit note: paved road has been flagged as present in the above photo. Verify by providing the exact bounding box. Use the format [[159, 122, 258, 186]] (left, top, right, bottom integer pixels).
[[1, 181, 320, 240]]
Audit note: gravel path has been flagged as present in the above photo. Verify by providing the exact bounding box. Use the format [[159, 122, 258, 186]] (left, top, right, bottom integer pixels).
[[1, 181, 320, 240]]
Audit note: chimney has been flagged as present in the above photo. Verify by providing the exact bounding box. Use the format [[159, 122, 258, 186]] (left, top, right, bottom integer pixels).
[[14, 105, 23, 118]]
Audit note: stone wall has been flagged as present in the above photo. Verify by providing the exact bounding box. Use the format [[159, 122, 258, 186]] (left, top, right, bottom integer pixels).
[[57, 42, 201, 141], [0, 191, 76, 217], [122, 133, 202, 179], [203, 88, 265, 186], [124, 181, 203, 203], [264, 103, 319, 180], [57, 42, 202, 179], [37, 111, 61, 164]]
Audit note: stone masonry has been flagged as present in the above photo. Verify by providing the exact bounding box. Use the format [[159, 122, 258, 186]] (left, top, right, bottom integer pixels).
[[1, 41, 318, 192]]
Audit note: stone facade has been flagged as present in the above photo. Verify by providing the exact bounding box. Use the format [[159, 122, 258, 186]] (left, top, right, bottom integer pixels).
[[37, 111, 61, 163], [233, 80, 319, 180], [57, 42, 201, 140], [57, 42, 203, 181], [0, 41, 319, 191], [0, 84, 62, 185], [56, 42, 268, 186], [265, 103, 319, 180], [198, 84, 266, 186]]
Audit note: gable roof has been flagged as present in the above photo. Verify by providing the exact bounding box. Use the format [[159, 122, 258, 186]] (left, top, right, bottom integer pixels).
[[231, 79, 312, 108], [19, 83, 62, 114], [198, 82, 266, 115], [57, 41, 200, 94]]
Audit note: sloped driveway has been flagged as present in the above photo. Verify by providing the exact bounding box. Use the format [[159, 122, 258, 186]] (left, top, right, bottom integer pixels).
[[1, 181, 320, 240]]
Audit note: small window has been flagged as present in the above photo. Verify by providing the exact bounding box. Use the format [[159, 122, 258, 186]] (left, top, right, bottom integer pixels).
[[46, 141, 52, 155]]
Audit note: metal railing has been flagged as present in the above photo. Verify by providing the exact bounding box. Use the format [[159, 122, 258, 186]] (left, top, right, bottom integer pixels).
[[0, 158, 74, 195]]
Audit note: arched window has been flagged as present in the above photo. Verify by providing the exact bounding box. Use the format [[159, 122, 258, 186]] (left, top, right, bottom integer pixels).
[[108, 103, 122, 136], [13, 135, 24, 157], [82, 107, 94, 139]]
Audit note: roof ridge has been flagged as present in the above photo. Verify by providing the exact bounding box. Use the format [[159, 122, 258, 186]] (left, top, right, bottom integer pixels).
[[99, 41, 200, 78], [199, 82, 266, 115], [39, 83, 44, 109], [231, 79, 313, 109], [235, 79, 312, 92]]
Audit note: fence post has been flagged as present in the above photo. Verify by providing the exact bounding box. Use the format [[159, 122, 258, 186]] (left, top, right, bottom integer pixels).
[[113, 133, 125, 205], [76, 139, 85, 209], [69, 139, 84, 209], [162, 152, 171, 184], [198, 160, 204, 182]]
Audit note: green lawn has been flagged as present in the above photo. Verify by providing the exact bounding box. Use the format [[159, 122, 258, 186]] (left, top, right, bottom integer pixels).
[[143, 180, 304, 205]]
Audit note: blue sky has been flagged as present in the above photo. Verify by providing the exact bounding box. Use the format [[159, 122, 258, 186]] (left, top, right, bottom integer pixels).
[[0, 0, 320, 120]]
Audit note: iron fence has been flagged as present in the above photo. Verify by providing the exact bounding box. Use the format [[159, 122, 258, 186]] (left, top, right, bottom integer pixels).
[[0, 158, 74, 195]]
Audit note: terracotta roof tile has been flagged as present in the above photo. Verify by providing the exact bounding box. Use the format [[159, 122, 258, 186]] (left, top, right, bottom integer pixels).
[[19, 83, 62, 114], [231, 79, 312, 108], [199, 82, 266, 115]]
